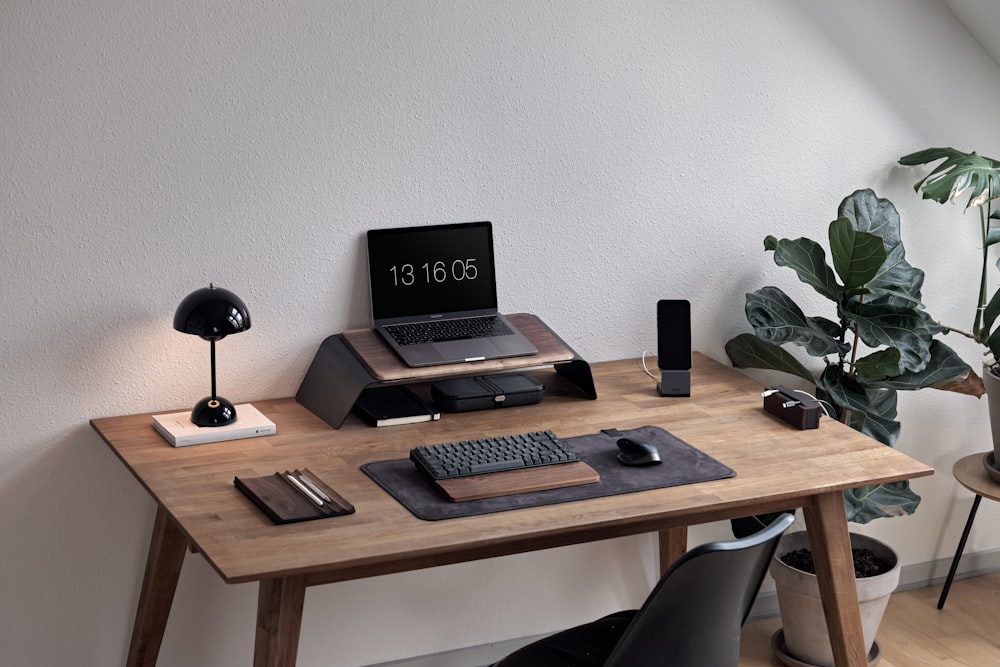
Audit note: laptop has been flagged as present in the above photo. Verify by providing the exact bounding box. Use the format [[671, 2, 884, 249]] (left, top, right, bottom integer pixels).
[[366, 221, 538, 367]]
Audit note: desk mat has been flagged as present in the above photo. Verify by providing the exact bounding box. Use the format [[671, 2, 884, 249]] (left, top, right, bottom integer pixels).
[[361, 426, 735, 521]]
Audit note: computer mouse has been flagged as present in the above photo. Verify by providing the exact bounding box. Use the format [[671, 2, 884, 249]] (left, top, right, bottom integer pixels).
[[616, 437, 662, 466]]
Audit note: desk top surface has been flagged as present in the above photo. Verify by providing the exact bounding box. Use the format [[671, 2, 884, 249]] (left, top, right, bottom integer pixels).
[[90, 353, 933, 585]]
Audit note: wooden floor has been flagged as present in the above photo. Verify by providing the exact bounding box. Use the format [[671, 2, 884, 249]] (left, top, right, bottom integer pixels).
[[740, 572, 1000, 666]]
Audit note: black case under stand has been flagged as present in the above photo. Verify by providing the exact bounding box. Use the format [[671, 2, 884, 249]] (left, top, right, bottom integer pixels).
[[430, 374, 544, 413]]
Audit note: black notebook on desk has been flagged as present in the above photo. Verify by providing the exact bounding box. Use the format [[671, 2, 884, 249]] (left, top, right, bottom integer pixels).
[[354, 386, 440, 427]]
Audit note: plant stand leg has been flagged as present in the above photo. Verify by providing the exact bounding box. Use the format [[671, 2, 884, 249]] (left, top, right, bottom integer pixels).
[[938, 494, 982, 610]]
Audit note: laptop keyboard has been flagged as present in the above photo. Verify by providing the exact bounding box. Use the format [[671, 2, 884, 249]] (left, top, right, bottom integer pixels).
[[384, 315, 512, 346], [410, 430, 578, 480]]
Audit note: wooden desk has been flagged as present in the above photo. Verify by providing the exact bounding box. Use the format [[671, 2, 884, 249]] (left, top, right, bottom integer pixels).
[[90, 353, 933, 667]]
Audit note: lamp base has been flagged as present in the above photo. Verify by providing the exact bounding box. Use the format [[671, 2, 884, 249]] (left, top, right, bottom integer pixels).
[[191, 396, 237, 427]]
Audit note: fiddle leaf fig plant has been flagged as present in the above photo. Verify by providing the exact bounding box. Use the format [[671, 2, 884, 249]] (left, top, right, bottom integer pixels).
[[725, 188, 977, 523], [898, 147, 1000, 365]]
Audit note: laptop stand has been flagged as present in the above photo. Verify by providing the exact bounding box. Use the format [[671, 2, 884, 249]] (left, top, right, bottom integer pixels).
[[296, 313, 596, 429]]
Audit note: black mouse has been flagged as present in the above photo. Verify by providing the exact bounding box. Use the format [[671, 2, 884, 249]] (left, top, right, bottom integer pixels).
[[616, 437, 662, 466]]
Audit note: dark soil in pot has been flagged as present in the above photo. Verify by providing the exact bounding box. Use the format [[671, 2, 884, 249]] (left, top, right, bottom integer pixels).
[[780, 547, 892, 577]]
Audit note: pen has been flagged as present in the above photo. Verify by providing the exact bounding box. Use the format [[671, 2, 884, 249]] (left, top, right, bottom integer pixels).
[[298, 472, 332, 503], [285, 473, 324, 507]]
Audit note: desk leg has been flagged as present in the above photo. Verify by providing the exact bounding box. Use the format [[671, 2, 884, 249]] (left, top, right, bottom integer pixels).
[[658, 527, 687, 575], [803, 491, 867, 667], [254, 576, 307, 667], [126, 506, 188, 667]]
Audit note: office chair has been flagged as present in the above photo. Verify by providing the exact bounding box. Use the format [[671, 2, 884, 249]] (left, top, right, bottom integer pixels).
[[490, 512, 795, 667]]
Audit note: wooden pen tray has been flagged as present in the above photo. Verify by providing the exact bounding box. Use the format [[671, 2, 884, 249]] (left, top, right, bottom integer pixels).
[[235, 468, 354, 524]]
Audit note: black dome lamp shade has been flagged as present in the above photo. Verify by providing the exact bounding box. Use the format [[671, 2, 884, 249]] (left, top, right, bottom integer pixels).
[[173, 284, 251, 427]]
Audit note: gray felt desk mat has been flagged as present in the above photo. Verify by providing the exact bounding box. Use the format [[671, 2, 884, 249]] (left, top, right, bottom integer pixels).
[[360, 425, 735, 521]]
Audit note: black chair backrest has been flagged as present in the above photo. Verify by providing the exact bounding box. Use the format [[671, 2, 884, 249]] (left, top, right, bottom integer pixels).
[[603, 513, 795, 667]]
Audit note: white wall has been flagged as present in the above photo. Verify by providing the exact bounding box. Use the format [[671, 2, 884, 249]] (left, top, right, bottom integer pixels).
[[4, 1, 1000, 665]]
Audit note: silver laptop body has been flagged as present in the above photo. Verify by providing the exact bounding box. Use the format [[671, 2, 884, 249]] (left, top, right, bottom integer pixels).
[[366, 221, 537, 367]]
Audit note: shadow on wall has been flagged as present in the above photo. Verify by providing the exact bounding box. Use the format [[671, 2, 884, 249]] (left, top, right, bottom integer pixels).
[[790, 1, 1000, 150]]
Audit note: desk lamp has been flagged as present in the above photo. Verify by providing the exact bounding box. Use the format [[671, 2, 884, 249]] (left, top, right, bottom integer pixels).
[[173, 284, 251, 427]]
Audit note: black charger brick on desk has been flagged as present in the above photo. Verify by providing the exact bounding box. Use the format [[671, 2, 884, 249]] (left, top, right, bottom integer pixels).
[[430, 374, 544, 413]]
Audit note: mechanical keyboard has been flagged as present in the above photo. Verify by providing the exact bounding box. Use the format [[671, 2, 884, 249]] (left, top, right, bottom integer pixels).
[[410, 430, 579, 480], [384, 315, 512, 346]]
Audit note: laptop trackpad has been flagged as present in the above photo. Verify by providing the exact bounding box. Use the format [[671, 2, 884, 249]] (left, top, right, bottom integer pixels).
[[434, 339, 501, 361]]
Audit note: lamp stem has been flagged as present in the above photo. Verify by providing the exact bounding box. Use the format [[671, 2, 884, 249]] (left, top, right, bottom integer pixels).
[[209, 338, 218, 399]]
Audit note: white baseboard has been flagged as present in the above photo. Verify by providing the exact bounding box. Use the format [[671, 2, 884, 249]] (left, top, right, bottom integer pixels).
[[364, 546, 1000, 667]]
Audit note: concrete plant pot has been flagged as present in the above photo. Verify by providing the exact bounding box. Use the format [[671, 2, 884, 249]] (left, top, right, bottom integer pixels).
[[983, 362, 1000, 464], [769, 531, 899, 667]]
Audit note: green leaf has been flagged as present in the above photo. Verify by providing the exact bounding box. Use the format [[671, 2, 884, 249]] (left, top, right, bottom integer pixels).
[[899, 147, 1000, 209], [744, 287, 849, 357], [983, 270, 1000, 339], [767, 236, 842, 301], [863, 287, 921, 307], [838, 189, 925, 305], [839, 402, 899, 446], [853, 348, 901, 381], [828, 216, 887, 289], [724, 333, 816, 385], [839, 188, 903, 248], [865, 340, 972, 390], [845, 302, 934, 373], [845, 481, 920, 523], [986, 327, 1000, 362], [987, 218, 1000, 247], [820, 366, 900, 446]]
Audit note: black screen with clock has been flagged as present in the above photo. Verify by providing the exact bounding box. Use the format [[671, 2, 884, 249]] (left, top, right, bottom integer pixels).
[[366, 221, 499, 322]]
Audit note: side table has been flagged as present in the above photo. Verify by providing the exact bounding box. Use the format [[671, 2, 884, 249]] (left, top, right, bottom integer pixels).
[[937, 452, 1000, 609]]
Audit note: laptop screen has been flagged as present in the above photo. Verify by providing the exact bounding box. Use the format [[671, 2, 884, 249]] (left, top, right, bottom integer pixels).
[[367, 221, 499, 322]]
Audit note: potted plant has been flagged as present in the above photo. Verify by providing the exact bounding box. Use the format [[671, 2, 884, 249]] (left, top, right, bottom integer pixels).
[[726, 188, 978, 519], [724, 188, 979, 666], [768, 531, 898, 666], [899, 147, 1000, 461]]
